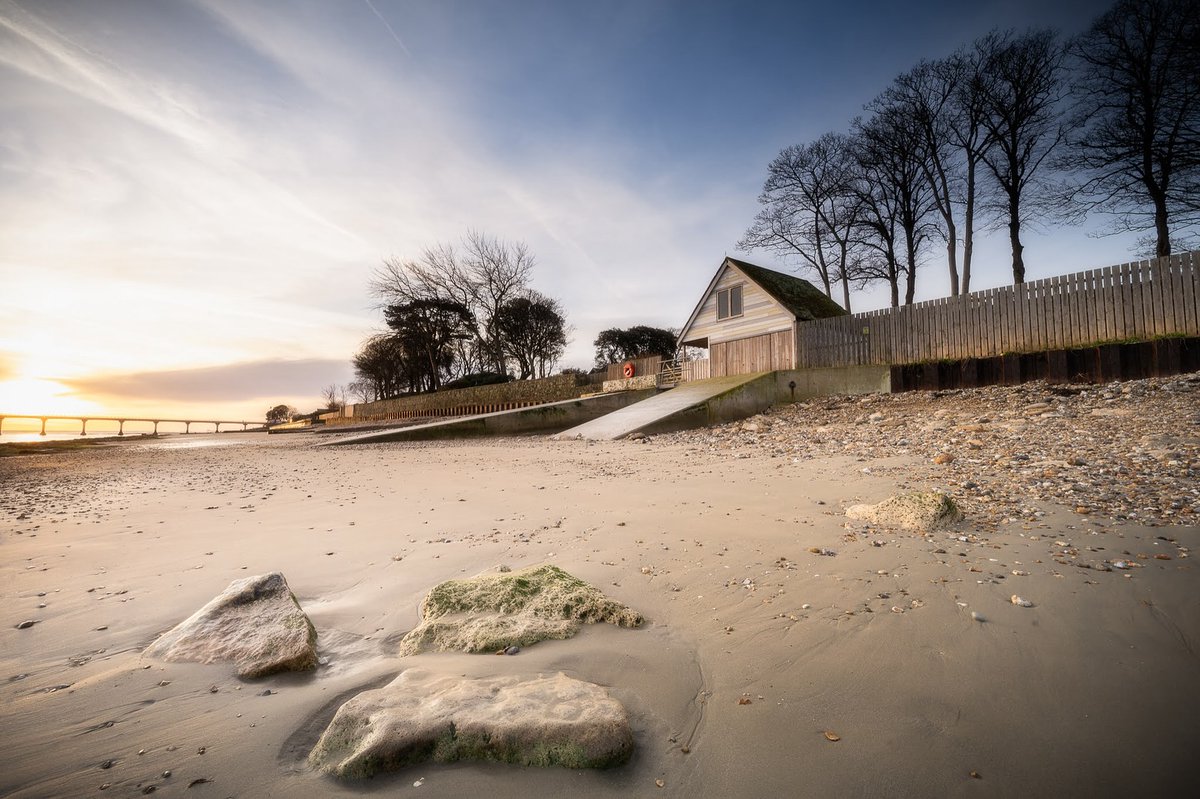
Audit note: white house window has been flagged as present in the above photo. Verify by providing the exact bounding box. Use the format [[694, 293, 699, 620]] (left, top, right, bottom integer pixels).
[[717, 284, 743, 320]]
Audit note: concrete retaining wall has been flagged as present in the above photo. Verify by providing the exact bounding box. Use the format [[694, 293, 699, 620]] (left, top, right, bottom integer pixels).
[[327, 373, 589, 425], [632, 365, 892, 437], [324, 390, 657, 445]]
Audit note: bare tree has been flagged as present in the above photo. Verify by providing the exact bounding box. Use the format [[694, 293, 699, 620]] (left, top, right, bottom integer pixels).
[[320, 384, 345, 412], [853, 105, 938, 306], [740, 133, 864, 310], [370, 231, 534, 374], [976, 29, 1068, 284], [885, 50, 995, 296], [347, 379, 374, 404], [1062, 0, 1200, 256]]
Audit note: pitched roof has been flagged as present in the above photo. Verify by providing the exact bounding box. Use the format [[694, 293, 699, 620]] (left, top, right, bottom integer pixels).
[[677, 257, 847, 348], [722, 258, 847, 321]]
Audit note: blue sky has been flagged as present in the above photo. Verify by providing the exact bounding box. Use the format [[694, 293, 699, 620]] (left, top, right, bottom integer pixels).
[[0, 0, 1132, 421]]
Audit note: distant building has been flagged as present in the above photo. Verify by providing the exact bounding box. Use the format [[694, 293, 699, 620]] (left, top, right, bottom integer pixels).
[[676, 257, 846, 376]]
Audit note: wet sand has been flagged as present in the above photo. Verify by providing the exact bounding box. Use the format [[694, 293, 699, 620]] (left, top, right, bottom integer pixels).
[[1, 411, 1197, 797]]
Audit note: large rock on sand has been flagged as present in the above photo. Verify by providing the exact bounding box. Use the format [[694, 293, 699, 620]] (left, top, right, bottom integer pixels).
[[144, 572, 317, 678], [846, 491, 963, 531], [397, 564, 643, 656], [308, 669, 633, 777]]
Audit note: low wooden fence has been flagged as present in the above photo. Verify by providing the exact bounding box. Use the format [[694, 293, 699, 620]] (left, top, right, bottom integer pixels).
[[797, 251, 1200, 368], [604, 355, 662, 381]]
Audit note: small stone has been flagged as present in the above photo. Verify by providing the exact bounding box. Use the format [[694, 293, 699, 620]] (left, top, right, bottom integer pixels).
[[655, 779, 665, 788], [259, 689, 273, 696], [933, 452, 955, 465], [970, 612, 984, 622], [15, 620, 37, 630], [100, 760, 114, 770], [504, 646, 520, 656], [161, 771, 171, 778], [1010, 595, 1033, 608]]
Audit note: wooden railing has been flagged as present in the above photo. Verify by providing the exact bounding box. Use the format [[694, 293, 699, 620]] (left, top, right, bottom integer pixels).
[[797, 251, 1200, 368]]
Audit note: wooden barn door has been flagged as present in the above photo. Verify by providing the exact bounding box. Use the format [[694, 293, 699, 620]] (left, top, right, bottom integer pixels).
[[710, 331, 793, 377]]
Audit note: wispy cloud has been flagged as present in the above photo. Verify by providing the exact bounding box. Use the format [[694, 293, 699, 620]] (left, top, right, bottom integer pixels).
[[63, 358, 352, 403]]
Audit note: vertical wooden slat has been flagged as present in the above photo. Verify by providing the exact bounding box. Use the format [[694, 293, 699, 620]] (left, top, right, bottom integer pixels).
[[1183, 252, 1199, 334]]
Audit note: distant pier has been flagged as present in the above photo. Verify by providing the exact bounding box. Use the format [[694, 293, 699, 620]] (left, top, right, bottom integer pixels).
[[0, 414, 268, 437]]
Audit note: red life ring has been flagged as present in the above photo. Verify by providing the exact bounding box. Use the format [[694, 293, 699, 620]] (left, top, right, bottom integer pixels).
[[622, 362, 635, 378]]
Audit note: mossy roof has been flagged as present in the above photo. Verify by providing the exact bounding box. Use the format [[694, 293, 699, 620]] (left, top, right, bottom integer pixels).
[[677, 257, 847, 347], [722, 258, 848, 321]]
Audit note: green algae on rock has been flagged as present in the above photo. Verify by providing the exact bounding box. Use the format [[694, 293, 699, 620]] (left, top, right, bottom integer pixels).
[[845, 491, 963, 531], [308, 669, 633, 778], [397, 564, 643, 655]]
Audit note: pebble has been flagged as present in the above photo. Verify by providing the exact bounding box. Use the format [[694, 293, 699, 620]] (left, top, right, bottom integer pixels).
[[1010, 595, 1033, 608], [15, 620, 37, 630], [504, 646, 520, 656], [970, 611, 985, 622], [658, 375, 1199, 527]]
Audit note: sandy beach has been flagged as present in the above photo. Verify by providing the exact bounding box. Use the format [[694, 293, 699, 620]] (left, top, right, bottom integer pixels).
[[2, 376, 1198, 798]]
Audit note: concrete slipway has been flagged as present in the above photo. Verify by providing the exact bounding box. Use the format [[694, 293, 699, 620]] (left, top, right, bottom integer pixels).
[[556, 364, 891, 440], [320, 365, 891, 445], [318, 389, 656, 446]]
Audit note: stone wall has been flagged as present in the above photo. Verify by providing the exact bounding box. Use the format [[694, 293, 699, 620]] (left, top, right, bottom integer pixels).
[[327, 373, 590, 425]]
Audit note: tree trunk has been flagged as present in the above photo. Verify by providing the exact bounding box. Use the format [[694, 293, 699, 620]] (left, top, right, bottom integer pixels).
[[1008, 193, 1025, 284], [962, 161, 976, 294], [1153, 192, 1171, 257], [841, 274, 852, 313], [904, 237, 918, 305], [945, 221, 959, 297]]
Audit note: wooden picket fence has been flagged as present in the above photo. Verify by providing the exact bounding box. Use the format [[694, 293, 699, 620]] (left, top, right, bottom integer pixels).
[[796, 251, 1200, 368]]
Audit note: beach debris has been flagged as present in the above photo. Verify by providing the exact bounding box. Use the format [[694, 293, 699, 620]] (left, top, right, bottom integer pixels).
[[100, 760, 114, 769], [1010, 595, 1034, 607], [308, 669, 633, 778], [142, 572, 317, 679], [970, 770, 982, 779], [845, 492, 963, 531], [823, 731, 841, 742], [396, 564, 642, 656], [970, 611, 985, 622], [808, 547, 837, 556], [186, 778, 210, 788], [15, 619, 37, 629]]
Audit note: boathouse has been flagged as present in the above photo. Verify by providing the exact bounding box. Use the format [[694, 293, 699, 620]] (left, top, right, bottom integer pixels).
[[676, 257, 847, 376]]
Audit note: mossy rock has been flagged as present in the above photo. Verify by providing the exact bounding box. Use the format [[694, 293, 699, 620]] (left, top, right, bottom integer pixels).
[[845, 491, 964, 531], [308, 669, 633, 778], [398, 564, 642, 655]]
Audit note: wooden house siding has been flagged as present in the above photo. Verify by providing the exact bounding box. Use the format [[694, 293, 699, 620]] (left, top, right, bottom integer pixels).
[[710, 330, 794, 377], [682, 263, 797, 347]]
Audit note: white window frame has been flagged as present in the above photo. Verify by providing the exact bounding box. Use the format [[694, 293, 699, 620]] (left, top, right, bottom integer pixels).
[[717, 284, 744, 320]]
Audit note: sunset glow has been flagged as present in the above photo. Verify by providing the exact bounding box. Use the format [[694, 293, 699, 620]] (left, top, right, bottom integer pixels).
[[1, 0, 1143, 422]]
